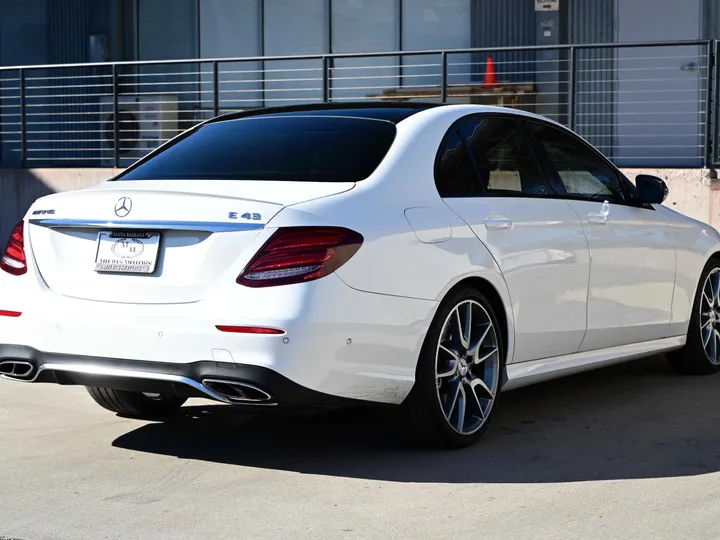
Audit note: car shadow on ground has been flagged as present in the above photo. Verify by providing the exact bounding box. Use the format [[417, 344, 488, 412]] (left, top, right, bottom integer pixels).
[[113, 355, 720, 483]]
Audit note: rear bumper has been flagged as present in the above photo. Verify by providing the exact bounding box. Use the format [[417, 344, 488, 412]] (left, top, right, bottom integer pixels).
[[0, 273, 439, 405], [0, 345, 376, 408]]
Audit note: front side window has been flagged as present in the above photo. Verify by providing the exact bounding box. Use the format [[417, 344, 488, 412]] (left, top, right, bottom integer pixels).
[[528, 121, 626, 202], [115, 116, 396, 183]]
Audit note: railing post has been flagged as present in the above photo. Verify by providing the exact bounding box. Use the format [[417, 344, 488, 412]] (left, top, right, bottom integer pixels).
[[213, 61, 220, 117], [706, 40, 716, 168], [714, 40, 720, 167], [112, 64, 120, 169], [322, 56, 330, 103], [568, 47, 577, 131], [19, 68, 26, 168], [441, 52, 448, 103]]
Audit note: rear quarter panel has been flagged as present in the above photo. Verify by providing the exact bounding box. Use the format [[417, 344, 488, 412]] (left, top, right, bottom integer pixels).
[[267, 108, 516, 361]]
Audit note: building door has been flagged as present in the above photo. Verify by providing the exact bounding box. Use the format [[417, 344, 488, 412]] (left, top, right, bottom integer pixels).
[[615, 0, 703, 167]]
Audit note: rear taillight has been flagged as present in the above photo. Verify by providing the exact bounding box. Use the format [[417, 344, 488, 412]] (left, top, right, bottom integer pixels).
[[1, 222, 27, 276], [237, 226, 363, 288]]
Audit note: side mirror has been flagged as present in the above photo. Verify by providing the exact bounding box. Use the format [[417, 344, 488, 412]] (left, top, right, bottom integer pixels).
[[635, 174, 668, 204]]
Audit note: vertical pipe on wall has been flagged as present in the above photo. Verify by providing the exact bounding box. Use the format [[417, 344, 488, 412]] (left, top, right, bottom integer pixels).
[[326, 0, 332, 53]]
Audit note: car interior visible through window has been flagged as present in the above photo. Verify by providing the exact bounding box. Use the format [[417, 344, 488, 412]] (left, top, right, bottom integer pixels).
[[436, 116, 549, 198], [528, 121, 626, 203]]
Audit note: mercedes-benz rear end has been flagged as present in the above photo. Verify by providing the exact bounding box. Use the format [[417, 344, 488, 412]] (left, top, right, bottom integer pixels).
[[0, 105, 436, 416]]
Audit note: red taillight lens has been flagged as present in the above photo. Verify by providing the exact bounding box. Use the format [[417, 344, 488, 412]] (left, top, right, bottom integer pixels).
[[216, 325, 284, 334], [1, 222, 27, 276], [237, 226, 363, 288], [0, 310, 21, 317]]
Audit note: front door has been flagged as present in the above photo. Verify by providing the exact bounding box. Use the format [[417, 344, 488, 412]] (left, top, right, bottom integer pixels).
[[527, 120, 676, 351], [437, 115, 590, 363]]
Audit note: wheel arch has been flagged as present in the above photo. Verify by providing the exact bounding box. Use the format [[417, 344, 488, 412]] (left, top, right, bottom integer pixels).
[[708, 250, 720, 263], [441, 275, 513, 369]]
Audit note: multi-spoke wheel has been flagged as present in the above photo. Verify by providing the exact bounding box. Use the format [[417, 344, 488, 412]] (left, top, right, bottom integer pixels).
[[403, 286, 503, 448], [699, 268, 720, 364], [436, 300, 499, 435], [669, 260, 720, 375]]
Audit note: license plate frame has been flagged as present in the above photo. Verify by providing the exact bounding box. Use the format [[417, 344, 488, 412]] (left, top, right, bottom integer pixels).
[[94, 230, 161, 274]]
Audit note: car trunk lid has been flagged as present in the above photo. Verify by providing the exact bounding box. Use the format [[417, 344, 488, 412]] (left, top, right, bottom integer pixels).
[[27, 180, 354, 304]]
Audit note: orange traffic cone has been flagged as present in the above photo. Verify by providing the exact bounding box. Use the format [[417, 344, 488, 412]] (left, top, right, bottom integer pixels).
[[481, 56, 498, 88]]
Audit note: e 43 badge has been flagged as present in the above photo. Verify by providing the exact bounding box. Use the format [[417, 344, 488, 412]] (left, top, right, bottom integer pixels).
[[229, 212, 262, 221]]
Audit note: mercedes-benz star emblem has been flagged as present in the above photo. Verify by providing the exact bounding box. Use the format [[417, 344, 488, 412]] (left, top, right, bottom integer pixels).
[[114, 197, 132, 218]]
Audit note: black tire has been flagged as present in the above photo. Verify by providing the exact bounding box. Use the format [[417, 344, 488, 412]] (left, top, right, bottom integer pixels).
[[668, 258, 720, 375], [86, 387, 187, 419], [402, 286, 504, 449]]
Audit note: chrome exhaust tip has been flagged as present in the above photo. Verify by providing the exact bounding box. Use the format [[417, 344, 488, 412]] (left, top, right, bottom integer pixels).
[[202, 379, 273, 403], [0, 360, 35, 380]]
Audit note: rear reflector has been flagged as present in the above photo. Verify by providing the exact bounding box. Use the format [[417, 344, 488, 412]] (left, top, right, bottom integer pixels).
[[0, 310, 21, 318], [1, 222, 28, 276], [215, 325, 285, 335], [237, 226, 363, 288]]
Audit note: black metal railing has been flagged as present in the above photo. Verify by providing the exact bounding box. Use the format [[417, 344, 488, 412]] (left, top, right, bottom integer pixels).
[[0, 39, 716, 169]]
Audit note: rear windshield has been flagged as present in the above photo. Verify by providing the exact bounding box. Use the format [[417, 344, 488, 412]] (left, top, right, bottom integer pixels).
[[115, 116, 396, 183]]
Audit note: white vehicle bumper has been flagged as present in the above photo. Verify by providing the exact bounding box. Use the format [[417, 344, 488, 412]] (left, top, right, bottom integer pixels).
[[0, 273, 438, 405]]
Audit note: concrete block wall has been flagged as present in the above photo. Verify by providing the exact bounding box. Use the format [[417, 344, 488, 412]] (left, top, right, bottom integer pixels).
[[623, 168, 715, 225], [0, 169, 121, 242], [0, 168, 717, 242]]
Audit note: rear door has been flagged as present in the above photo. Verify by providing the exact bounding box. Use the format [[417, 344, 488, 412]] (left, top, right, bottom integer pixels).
[[439, 115, 590, 363], [526, 120, 676, 350]]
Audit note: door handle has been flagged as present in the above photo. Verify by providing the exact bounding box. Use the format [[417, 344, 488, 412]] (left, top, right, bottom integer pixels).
[[587, 200, 610, 225], [484, 217, 513, 231]]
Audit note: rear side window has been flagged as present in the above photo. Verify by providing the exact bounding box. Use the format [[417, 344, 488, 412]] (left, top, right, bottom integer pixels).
[[435, 116, 547, 197], [115, 116, 396, 183], [435, 129, 480, 197]]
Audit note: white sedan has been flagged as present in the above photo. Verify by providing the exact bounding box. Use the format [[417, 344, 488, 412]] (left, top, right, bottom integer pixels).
[[1, 103, 718, 448]]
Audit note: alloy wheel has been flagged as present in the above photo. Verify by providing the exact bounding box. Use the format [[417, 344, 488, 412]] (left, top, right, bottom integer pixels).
[[700, 268, 720, 365], [435, 300, 500, 435]]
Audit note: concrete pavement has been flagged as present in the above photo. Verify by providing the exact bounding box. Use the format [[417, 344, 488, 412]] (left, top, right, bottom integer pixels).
[[2, 355, 720, 540]]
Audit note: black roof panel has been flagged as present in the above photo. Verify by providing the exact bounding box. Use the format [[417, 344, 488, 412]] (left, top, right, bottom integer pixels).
[[207, 101, 442, 125]]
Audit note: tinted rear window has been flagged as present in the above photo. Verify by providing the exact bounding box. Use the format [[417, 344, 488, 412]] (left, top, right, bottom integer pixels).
[[115, 116, 396, 183]]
